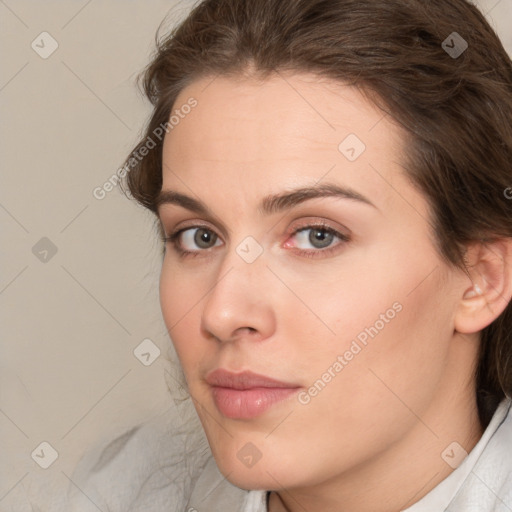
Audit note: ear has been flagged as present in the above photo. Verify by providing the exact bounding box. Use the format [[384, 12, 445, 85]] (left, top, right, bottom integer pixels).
[[454, 238, 512, 334]]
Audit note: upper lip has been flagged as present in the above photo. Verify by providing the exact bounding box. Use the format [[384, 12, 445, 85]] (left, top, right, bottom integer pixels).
[[205, 369, 300, 390]]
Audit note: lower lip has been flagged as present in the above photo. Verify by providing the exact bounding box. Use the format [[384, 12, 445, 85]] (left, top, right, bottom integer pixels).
[[211, 386, 299, 419]]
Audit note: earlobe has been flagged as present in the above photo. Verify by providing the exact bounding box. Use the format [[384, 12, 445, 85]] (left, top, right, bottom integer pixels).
[[454, 239, 512, 335]]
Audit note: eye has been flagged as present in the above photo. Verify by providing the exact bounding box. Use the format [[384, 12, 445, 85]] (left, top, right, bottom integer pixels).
[[295, 227, 336, 249], [167, 226, 223, 254], [284, 224, 349, 256]]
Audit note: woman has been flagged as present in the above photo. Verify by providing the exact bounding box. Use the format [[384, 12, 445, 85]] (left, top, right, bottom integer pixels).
[[69, 0, 512, 510]]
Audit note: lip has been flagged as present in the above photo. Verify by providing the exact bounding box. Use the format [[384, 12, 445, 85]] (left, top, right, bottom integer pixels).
[[206, 369, 301, 419], [206, 369, 299, 389]]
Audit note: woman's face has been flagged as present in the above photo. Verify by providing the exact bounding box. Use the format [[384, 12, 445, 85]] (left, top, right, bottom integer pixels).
[[157, 73, 472, 491]]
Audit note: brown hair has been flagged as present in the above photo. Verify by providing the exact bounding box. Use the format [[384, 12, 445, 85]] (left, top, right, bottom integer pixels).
[[124, 0, 512, 427]]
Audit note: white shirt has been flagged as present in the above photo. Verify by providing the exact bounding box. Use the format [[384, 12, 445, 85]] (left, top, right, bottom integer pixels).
[[64, 397, 512, 511]]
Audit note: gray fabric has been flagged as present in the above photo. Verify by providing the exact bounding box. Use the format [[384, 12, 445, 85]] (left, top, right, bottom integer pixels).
[[66, 401, 210, 512]]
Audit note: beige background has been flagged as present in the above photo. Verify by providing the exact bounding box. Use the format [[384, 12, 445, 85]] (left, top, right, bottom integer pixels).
[[1, 0, 511, 510]]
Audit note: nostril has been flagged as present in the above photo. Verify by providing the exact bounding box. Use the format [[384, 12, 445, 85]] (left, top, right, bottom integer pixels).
[[243, 327, 258, 335]]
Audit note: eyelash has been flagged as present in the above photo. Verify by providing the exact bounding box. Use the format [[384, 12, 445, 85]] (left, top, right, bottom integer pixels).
[[163, 227, 216, 259], [285, 222, 350, 259], [162, 222, 350, 260]]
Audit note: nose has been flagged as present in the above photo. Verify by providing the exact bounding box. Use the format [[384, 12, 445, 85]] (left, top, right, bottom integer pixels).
[[200, 252, 276, 344]]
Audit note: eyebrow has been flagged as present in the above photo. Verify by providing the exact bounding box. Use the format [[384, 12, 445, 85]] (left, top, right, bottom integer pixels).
[[155, 182, 376, 217]]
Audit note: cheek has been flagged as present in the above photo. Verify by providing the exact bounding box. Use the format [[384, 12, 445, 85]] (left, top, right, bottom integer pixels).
[[159, 260, 208, 369], [287, 241, 453, 411], [270, 251, 404, 356]]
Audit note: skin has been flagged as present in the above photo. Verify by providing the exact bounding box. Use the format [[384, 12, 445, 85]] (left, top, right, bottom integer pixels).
[[156, 72, 499, 512]]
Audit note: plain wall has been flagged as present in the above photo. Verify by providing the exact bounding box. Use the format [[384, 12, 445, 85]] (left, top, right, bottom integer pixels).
[[1, 0, 511, 509]]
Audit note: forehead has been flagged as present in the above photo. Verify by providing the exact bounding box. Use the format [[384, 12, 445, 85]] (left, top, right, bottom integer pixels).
[[166, 72, 396, 152], [161, 72, 412, 213]]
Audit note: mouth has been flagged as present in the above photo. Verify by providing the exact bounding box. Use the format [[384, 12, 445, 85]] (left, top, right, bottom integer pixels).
[[205, 369, 301, 419]]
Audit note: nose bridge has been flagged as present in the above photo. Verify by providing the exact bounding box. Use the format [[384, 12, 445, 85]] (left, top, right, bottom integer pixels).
[[212, 233, 268, 296], [200, 239, 275, 342]]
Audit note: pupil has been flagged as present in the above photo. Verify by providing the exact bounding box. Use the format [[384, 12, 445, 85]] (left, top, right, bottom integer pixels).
[[195, 228, 216, 248], [309, 229, 333, 248]]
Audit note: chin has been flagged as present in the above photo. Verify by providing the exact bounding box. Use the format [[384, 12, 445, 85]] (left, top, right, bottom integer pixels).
[[212, 446, 300, 491], [220, 463, 288, 491]]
